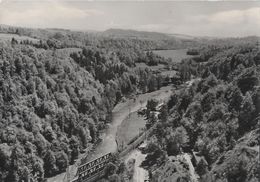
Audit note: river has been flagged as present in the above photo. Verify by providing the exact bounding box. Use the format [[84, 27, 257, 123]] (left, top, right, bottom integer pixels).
[[124, 79, 199, 182], [86, 85, 173, 161], [48, 49, 191, 182], [48, 85, 173, 182], [82, 49, 193, 181]]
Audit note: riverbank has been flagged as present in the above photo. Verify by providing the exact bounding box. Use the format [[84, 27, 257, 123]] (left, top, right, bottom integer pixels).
[[86, 85, 173, 161], [115, 85, 173, 152], [120, 79, 200, 182], [116, 111, 146, 152], [47, 85, 173, 182]]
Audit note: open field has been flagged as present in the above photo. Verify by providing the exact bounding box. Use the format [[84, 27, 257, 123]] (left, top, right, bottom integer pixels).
[[135, 49, 193, 78], [0, 33, 39, 43], [153, 49, 193, 63]]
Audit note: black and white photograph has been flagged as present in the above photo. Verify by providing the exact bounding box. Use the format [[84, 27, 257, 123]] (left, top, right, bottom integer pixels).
[[0, 1, 259, 182]]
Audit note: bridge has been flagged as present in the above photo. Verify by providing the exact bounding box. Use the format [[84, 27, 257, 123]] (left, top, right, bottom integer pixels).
[[69, 122, 159, 182], [71, 153, 112, 182]]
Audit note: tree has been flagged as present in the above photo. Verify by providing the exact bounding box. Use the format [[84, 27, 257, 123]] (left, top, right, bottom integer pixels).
[[34, 132, 47, 157], [185, 101, 203, 123], [179, 61, 191, 81], [200, 74, 218, 93], [55, 151, 69, 173], [20, 166, 30, 182], [6, 145, 25, 182], [69, 136, 79, 164], [27, 78, 36, 94], [43, 150, 57, 177], [237, 71, 259, 94], [201, 91, 215, 112], [31, 156, 44, 182], [104, 162, 117, 177], [108, 174, 120, 182], [239, 92, 256, 132], [187, 49, 199, 55], [141, 142, 166, 167], [226, 161, 247, 182], [117, 162, 126, 174], [0, 144, 11, 170], [159, 104, 168, 123], [178, 91, 192, 114], [147, 76, 157, 92], [156, 74, 164, 89], [154, 123, 166, 141], [78, 127, 91, 148], [228, 86, 243, 111], [166, 126, 189, 156], [146, 99, 158, 117], [11, 38, 18, 45], [146, 112, 157, 129], [43, 125, 56, 142], [6, 171, 19, 182], [168, 94, 178, 109], [196, 158, 208, 176]]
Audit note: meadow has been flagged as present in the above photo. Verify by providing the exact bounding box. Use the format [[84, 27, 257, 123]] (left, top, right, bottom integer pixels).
[[153, 49, 193, 63]]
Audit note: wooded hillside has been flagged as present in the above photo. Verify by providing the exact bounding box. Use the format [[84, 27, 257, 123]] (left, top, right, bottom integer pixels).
[[0, 26, 176, 181], [142, 41, 260, 182]]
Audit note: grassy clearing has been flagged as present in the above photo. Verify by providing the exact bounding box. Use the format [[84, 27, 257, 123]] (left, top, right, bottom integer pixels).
[[135, 49, 191, 77], [153, 49, 193, 63], [0, 33, 39, 43]]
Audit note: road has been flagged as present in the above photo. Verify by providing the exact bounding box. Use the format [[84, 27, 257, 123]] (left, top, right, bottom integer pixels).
[[126, 142, 149, 182]]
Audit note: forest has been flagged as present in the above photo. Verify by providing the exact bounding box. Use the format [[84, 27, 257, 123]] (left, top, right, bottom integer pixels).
[[141, 40, 260, 182], [0, 26, 177, 182], [0, 25, 259, 182]]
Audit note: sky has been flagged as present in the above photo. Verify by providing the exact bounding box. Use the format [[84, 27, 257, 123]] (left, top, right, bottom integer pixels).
[[0, 0, 260, 37]]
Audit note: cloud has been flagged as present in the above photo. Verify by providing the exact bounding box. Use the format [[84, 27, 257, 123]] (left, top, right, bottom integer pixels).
[[0, 2, 104, 28], [208, 7, 260, 24], [0, 1, 259, 37], [146, 7, 260, 37], [191, 7, 260, 36]]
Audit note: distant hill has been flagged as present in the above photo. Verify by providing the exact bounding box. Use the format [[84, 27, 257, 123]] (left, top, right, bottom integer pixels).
[[103, 28, 192, 41], [101, 28, 201, 50], [167, 33, 196, 40]]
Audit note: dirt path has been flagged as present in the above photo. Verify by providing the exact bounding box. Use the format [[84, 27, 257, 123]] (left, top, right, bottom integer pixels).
[[126, 143, 149, 182]]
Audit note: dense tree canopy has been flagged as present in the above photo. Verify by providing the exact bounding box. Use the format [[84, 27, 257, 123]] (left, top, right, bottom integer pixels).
[[0, 25, 259, 182], [0, 28, 173, 181], [144, 41, 260, 182]]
